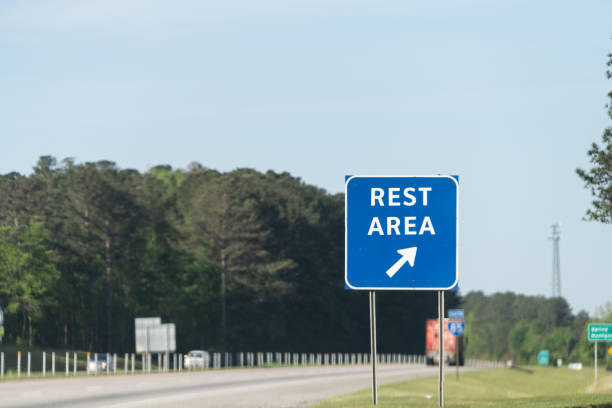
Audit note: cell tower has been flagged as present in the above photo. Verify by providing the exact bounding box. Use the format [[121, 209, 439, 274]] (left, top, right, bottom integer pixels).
[[549, 223, 561, 297]]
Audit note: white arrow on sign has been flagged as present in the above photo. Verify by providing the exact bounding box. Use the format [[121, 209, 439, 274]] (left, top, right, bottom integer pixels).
[[385, 247, 417, 278]]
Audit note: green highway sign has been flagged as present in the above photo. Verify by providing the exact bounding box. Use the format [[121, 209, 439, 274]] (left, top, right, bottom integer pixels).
[[588, 323, 612, 341]]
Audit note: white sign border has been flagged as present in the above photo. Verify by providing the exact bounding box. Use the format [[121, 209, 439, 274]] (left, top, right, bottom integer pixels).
[[344, 174, 459, 291]]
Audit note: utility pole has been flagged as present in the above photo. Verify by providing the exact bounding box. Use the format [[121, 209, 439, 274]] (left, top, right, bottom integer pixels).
[[549, 223, 561, 297]]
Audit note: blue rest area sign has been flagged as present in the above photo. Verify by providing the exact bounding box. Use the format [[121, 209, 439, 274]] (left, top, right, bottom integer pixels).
[[345, 175, 458, 290]]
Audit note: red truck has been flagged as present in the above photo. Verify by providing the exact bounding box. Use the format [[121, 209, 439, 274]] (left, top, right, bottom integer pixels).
[[425, 318, 464, 366]]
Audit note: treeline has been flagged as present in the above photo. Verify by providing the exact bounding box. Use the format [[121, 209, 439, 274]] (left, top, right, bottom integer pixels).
[[0, 156, 456, 354], [462, 292, 604, 365]]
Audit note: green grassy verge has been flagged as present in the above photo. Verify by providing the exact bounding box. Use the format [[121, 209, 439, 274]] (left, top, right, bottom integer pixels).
[[315, 367, 612, 408]]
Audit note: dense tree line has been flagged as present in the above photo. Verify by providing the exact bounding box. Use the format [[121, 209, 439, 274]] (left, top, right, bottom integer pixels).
[[0, 157, 455, 354], [3, 156, 604, 363], [461, 292, 605, 365]]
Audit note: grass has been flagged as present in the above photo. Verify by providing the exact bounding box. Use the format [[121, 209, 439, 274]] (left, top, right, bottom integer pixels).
[[315, 366, 612, 408]]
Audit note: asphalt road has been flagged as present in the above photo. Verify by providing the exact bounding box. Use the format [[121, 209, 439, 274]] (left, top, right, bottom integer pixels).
[[0, 363, 444, 408]]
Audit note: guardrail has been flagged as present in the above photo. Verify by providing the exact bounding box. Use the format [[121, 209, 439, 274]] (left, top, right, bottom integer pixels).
[[209, 352, 425, 369], [0, 350, 503, 378]]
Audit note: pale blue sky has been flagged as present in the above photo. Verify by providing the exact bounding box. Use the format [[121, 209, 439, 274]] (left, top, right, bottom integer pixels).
[[1, 0, 611, 315]]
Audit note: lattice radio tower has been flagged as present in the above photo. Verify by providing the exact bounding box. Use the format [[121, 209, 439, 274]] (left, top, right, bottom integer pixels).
[[549, 223, 562, 297]]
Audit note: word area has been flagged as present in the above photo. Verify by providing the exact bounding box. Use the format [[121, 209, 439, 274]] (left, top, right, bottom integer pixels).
[[368, 216, 434, 236]]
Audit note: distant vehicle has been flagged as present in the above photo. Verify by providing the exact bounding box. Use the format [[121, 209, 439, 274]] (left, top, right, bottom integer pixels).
[[425, 319, 464, 366], [87, 354, 113, 372], [184, 350, 210, 369]]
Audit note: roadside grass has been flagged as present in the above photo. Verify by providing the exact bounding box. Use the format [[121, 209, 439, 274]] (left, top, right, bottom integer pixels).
[[315, 366, 612, 408]]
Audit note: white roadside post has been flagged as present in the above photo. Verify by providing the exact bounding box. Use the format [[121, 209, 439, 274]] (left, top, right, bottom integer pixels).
[[124, 353, 128, 373], [1, 351, 3, 378], [52, 352, 55, 376], [43, 351, 46, 377], [106, 353, 110, 375], [131, 354, 135, 374], [113, 353, 117, 374], [17, 352, 21, 377], [73, 352, 77, 375], [27, 352, 31, 377], [65, 352, 69, 376]]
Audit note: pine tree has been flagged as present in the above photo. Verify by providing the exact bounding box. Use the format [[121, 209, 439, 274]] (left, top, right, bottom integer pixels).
[[577, 53, 612, 221]]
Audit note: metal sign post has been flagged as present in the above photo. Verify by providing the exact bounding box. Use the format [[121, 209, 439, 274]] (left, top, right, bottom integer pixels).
[[447, 310, 465, 382], [595, 342, 598, 383], [369, 291, 378, 405], [588, 323, 612, 383], [456, 339, 459, 380], [438, 291, 444, 407]]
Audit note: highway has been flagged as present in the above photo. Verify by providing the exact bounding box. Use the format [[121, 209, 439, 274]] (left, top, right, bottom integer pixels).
[[0, 363, 443, 407]]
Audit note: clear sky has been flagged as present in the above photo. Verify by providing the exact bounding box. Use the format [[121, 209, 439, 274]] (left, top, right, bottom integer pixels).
[[1, 0, 611, 315]]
